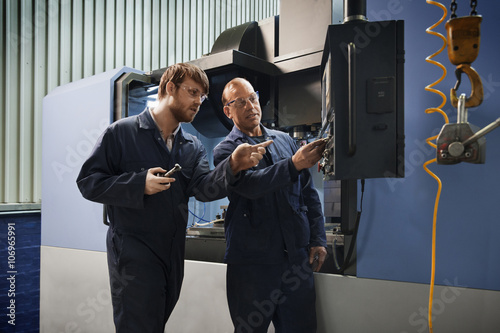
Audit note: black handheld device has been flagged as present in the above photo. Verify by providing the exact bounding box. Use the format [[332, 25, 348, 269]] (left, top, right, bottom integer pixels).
[[157, 163, 182, 177]]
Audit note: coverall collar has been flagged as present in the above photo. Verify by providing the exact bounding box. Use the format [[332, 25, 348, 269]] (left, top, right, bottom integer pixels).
[[228, 124, 276, 143], [138, 108, 193, 143]]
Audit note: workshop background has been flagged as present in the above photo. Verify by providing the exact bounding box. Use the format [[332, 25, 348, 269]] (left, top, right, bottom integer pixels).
[[1, 0, 500, 332]]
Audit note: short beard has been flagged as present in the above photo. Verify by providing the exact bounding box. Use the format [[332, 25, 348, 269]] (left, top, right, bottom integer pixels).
[[171, 103, 198, 123]]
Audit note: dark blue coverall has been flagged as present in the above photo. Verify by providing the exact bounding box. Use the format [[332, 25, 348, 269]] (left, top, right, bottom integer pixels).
[[213, 125, 327, 333], [77, 109, 235, 333]]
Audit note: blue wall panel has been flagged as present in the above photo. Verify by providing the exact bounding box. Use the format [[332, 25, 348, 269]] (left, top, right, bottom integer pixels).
[[357, 1, 500, 291], [0, 213, 41, 333]]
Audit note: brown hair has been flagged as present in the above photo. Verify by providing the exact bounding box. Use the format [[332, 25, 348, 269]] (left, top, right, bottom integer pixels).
[[158, 63, 209, 100]]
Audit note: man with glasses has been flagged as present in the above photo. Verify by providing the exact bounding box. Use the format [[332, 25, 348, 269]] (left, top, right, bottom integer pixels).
[[213, 77, 328, 333], [77, 64, 271, 333]]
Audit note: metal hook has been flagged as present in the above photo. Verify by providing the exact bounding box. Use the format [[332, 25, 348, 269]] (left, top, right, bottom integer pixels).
[[453, 68, 463, 92], [450, 64, 484, 108]]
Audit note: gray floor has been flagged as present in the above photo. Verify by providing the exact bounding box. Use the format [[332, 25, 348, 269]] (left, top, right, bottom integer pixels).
[[40, 246, 500, 333]]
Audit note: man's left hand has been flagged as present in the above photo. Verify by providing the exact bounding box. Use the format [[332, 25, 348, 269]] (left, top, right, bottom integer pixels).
[[229, 140, 273, 174], [309, 246, 327, 272]]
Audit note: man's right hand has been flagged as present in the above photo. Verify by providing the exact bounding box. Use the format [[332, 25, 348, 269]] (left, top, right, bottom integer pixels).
[[292, 139, 327, 171], [229, 140, 273, 174], [144, 167, 176, 195]]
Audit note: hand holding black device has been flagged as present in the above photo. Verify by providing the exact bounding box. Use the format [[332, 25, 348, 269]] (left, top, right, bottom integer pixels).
[[156, 163, 182, 177]]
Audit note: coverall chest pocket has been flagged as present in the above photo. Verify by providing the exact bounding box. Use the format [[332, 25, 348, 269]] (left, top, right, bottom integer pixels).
[[237, 209, 272, 253]]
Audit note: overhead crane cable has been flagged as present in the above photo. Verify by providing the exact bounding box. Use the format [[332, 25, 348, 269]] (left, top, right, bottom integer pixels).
[[423, 1, 449, 333]]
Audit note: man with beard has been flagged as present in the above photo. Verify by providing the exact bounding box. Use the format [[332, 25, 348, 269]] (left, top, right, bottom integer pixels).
[[213, 77, 327, 333], [77, 63, 271, 333]]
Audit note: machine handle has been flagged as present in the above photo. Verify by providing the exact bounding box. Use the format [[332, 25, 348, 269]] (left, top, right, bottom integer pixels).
[[348, 42, 357, 156], [462, 117, 500, 146]]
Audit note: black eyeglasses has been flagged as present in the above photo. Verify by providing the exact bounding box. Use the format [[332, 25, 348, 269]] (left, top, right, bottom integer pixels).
[[226, 91, 259, 108]]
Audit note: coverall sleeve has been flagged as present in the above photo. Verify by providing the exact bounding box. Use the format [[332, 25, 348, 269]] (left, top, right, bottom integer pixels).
[[213, 140, 300, 200], [301, 169, 327, 248], [76, 129, 147, 209], [285, 138, 326, 248]]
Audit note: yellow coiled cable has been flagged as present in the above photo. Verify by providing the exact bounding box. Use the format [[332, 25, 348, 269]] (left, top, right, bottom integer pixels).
[[423, 1, 449, 333]]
